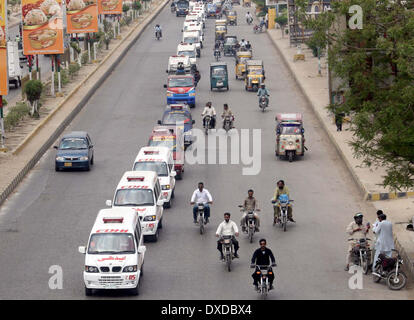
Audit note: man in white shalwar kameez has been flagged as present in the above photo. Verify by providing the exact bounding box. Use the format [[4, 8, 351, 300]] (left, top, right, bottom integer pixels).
[[372, 214, 394, 271]]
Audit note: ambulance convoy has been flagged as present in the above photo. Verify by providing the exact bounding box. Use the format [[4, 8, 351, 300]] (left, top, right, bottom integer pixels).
[[79, 1, 206, 297]]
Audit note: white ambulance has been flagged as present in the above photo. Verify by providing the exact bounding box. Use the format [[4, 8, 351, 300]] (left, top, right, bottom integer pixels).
[[132, 146, 176, 209], [78, 207, 146, 296], [182, 31, 202, 57], [167, 55, 192, 74], [106, 171, 164, 242], [177, 42, 197, 70]]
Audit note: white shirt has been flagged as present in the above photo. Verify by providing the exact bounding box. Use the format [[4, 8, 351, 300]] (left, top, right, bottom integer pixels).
[[202, 106, 216, 117], [191, 188, 213, 204], [373, 220, 394, 252], [216, 220, 239, 236]]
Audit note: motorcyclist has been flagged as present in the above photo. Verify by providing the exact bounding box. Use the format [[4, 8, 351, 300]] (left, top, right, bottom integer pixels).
[[214, 40, 221, 50], [345, 213, 371, 271], [221, 103, 234, 129], [245, 11, 253, 24], [251, 239, 276, 291], [202, 102, 216, 129], [259, 17, 266, 30], [257, 83, 269, 105], [272, 180, 294, 223], [240, 189, 260, 232], [190, 182, 213, 224], [216, 212, 240, 260], [155, 24, 162, 38], [245, 41, 252, 51], [239, 39, 248, 49], [194, 70, 201, 86]]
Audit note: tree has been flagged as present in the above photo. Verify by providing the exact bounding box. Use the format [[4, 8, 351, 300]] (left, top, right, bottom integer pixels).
[[295, 0, 414, 190], [275, 14, 288, 38], [24, 80, 43, 118]]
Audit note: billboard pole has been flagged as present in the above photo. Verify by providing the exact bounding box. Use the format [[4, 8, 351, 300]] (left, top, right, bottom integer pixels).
[[0, 96, 5, 151]]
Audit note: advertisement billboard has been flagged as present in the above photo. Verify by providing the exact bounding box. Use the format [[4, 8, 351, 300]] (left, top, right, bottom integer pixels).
[[0, 0, 7, 95], [98, 0, 122, 14], [66, 0, 99, 33]]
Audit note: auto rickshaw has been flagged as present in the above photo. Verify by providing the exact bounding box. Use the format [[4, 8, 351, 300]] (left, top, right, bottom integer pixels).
[[244, 60, 265, 91], [226, 10, 237, 25], [243, 0, 251, 7], [275, 113, 306, 162], [215, 19, 227, 27], [215, 25, 227, 41], [235, 51, 252, 80], [223, 35, 238, 56], [210, 62, 229, 91]]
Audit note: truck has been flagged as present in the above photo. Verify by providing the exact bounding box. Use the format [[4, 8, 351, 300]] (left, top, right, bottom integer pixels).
[[7, 41, 22, 88]]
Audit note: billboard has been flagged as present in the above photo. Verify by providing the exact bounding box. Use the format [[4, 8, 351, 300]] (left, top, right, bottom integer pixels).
[[0, 0, 7, 95], [22, 0, 64, 55], [98, 0, 122, 14], [66, 0, 98, 33]]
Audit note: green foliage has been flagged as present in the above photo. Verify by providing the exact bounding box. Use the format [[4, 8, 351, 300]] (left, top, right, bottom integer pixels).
[[81, 51, 89, 64], [123, 3, 130, 12], [24, 80, 43, 104], [54, 69, 69, 86], [2, 98, 7, 107], [132, 1, 141, 11], [68, 63, 80, 78], [296, 0, 414, 190], [4, 102, 30, 131], [70, 41, 81, 54], [103, 19, 113, 33], [275, 15, 287, 28]]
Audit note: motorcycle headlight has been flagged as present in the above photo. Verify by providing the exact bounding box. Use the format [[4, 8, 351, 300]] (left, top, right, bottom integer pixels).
[[123, 265, 138, 272], [143, 215, 157, 222], [85, 266, 99, 273], [162, 185, 171, 190], [80, 156, 88, 161], [56, 156, 65, 161]]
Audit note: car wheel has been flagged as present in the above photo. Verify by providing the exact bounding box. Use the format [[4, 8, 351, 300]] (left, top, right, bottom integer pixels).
[[85, 287, 93, 296], [130, 281, 139, 296], [176, 172, 183, 180], [55, 165, 60, 172], [163, 200, 171, 209], [158, 217, 163, 229], [90, 156, 94, 165]]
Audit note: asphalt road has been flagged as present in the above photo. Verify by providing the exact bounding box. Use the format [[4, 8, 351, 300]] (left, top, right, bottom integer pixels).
[[0, 4, 410, 299]]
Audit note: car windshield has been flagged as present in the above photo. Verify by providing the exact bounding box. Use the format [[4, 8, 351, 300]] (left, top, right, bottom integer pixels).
[[59, 138, 88, 150], [216, 26, 226, 31], [133, 161, 169, 177], [168, 77, 193, 87], [114, 189, 154, 206], [211, 67, 226, 76], [184, 37, 199, 43], [163, 112, 190, 124], [281, 125, 302, 135], [177, 2, 188, 8], [225, 38, 237, 44], [248, 68, 263, 75], [178, 50, 196, 58], [148, 138, 176, 151], [88, 233, 135, 254]]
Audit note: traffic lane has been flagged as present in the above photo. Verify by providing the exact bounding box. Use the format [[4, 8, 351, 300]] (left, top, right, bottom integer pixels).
[[0, 5, 184, 299]]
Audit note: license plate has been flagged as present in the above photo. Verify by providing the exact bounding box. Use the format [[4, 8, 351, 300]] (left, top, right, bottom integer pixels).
[[64, 162, 72, 167]]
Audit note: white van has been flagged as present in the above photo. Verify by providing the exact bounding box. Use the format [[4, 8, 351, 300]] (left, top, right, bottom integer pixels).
[[182, 31, 202, 57], [106, 171, 164, 242], [78, 207, 146, 296], [132, 146, 176, 209], [186, 13, 204, 29], [7, 41, 22, 88], [167, 55, 192, 74], [177, 42, 197, 70], [186, 24, 204, 43]]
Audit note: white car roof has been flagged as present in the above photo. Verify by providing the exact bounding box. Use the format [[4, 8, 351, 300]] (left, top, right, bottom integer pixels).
[[116, 171, 158, 190], [134, 146, 171, 164], [92, 208, 139, 234]]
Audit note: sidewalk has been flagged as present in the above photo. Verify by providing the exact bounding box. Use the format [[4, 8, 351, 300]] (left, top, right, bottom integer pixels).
[[267, 29, 414, 278]]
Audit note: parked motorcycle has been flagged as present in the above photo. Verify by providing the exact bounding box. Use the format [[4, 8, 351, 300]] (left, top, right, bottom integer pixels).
[[372, 249, 407, 290], [223, 115, 233, 132], [197, 203, 205, 234], [252, 265, 274, 299], [253, 24, 263, 33], [259, 95, 268, 112], [221, 235, 234, 272], [349, 236, 371, 275], [272, 195, 293, 232]]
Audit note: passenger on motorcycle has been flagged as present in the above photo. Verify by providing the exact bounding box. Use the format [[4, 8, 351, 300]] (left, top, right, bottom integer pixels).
[[240, 189, 260, 232], [239, 39, 248, 49], [272, 180, 294, 223], [155, 24, 162, 38], [221, 104, 234, 128], [194, 70, 201, 86], [259, 18, 266, 29], [190, 182, 213, 224], [202, 102, 216, 129], [257, 84, 269, 104], [245, 41, 252, 51], [251, 239, 276, 290], [216, 212, 240, 260], [345, 213, 371, 271]]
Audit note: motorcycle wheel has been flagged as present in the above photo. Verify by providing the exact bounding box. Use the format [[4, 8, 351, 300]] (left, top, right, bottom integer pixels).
[[283, 216, 287, 232], [226, 254, 231, 272], [387, 270, 407, 290], [372, 267, 382, 283], [249, 227, 253, 243], [362, 255, 370, 275]]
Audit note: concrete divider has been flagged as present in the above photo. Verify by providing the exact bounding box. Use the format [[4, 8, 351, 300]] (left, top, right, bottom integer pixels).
[[0, 0, 169, 206]]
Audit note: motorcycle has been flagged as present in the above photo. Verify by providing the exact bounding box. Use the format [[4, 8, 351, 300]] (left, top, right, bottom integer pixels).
[[221, 235, 234, 271], [372, 249, 407, 290], [253, 24, 263, 33], [349, 237, 372, 274], [272, 194, 293, 232], [252, 265, 274, 299], [223, 115, 233, 132], [197, 203, 205, 234], [239, 205, 259, 243], [214, 48, 221, 61], [259, 95, 269, 112], [171, 4, 176, 12], [203, 115, 213, 135], [246, 16, 253, 25], [155, 30, 162, 40]]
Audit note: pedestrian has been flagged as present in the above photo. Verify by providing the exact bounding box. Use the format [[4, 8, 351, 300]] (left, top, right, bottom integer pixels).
[[372, 214, 394, 271], [335, 111, 344, 131], [265, 12, 268, 29]]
